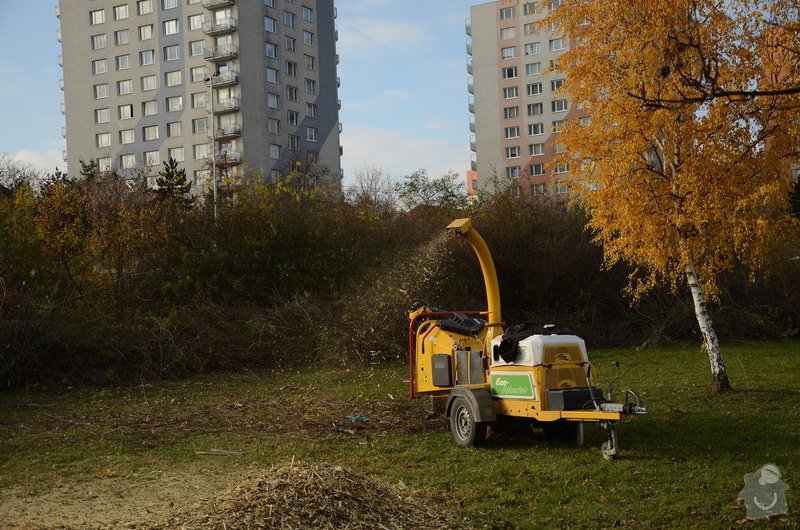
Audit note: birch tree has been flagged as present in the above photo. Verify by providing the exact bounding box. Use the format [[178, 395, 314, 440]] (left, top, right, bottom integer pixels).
[[550, 0, 799, 393]]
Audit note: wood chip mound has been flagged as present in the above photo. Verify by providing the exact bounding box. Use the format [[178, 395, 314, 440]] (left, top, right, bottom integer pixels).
[[147, 461, 460, 529]]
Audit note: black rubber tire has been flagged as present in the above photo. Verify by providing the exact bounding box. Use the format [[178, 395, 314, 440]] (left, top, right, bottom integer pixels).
[[449, 397, 487, 448]]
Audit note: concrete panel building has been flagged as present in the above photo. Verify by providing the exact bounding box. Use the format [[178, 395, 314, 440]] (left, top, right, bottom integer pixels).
[[57, 0, 342, 189], [467, 0, 582, 195]]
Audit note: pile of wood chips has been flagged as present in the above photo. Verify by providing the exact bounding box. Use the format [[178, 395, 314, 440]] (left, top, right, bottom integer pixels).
[[148, 461, 460, 529]]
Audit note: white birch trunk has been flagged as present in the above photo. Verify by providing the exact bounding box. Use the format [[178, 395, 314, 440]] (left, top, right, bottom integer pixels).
[[685, 258, 732, 393]]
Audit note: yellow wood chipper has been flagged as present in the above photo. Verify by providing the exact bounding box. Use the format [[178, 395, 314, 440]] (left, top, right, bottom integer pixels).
[[408, 218, 648, 459]]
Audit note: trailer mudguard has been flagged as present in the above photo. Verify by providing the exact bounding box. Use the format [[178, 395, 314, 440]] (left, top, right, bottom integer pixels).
[[446, 386, 497, 423]]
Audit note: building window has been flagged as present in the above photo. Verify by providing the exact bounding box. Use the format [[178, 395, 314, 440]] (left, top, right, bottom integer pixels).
[[163, 0, 178, 9], [143, 125, 159, 141], [98, 157, 112, 171], [120, 154, 137, 169], [526, 62, 541, 76], [286, 61, 297, 77], [499, 6, 515, 19], [523, 2, 537, 15], [93, 84, 109, 99], [91, 34, 107, 50], [505, 126, 520, 139], [267, 92, 279, 109], [264, 16, 277, 32], [525, 42, 540, 55], [145, 150, 160, 166], [506, 166, 521, 179], [113, 4, 129, 20], [500, 27, 515, 40], [90, 9, 105, 25], [139, 24, 154, 40], [164, 44, 180, 61], [92, 59, 108, 75], [167, 121, 183, 137], [529, 122, 544, 135], [284, 11, 295, 27], [286, 85, 298, 101], [501, 46, 516, 59], [264, 0, 274, 6], [269, 144, 281, 159], [191, 92, 206, 108], [527, 82, 543, 96], [527, 102, 543, 115], [143, 100, 158, 115], [165, 70, 182, 87], [187, 0, 201, 4], [190, 66, 206, 83], [285, 36, 296, 51], [549, 0, 563, 10], [503, 86, 519, 99], [504, 106, 519, 119], [266, 42, 278, 58], [549, 38, 566, 51], [266, 67, 279, 84], [95, 108, 110, 123], [188, 14, 204, 31], [287, 110, 299, 125], [552, 99, 569, 112], [115, 29, 130, 45], [117, 79, 133, 95], [140, 49, 155, 65], [530, 143, 545, 156], [302, 6, 313, 22], [551, 78, 566, 91], [141, 75, 157, 91], [306, 103, 317, 117], [530, 163, 545, 176], [304, 54, 315, 70], [168, 147, 184, 162], [194, 144, 209, 159], [554, 143, 567, 154], [268, 118, 280, 134], [552, 120, 564, 132], [167, 96, 183, 111], [289, 135, 300, 151], [116, 55, 131, 70], [305, 78, 316, 94], [190, 40, 204, 56], [554, 162, 569, 174], [524, 23, 536, 35], [307, 127, 318, 142], [137, 0, 153, 15], [502, 66, 517, 79], [118, 104, 134, 119], [192, 117, 207, 134], [302, 30, 314, 46], [163, 19, 179, 35], [506, 146, 520, 158], [96, 132, 111, 148]]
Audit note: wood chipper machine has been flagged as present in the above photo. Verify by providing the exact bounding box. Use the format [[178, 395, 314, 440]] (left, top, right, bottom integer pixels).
[[408, 218, 648, 459]]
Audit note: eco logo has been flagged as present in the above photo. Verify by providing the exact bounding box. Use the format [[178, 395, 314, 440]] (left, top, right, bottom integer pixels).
[[738, 464, 789, 520], [490, 373, 534, 399]]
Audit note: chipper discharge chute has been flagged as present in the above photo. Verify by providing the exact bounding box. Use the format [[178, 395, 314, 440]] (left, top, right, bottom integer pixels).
[[408, 218, 648, 459]]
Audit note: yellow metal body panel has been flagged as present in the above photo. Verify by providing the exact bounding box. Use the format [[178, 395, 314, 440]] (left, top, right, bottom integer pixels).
[[414, 320, 486, 395]]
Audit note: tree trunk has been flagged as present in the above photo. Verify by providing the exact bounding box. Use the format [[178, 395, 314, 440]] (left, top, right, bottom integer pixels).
[[685, 258, 733, 393]]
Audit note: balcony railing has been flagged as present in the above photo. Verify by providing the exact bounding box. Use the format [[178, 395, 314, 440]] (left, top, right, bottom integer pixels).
[[55, 4, 60, 17], [208, 124, 241, 139], [61, 126, 66, 138], [466, 42, 472, 55], [58, 54, 63, 67], [471, 160, 478, 171], [467, 81, 474, 94], [60, 102, 65, 114], [468, 96, 474, 114], [212, 97, 240, 113], [211, 71, 239, 87], [59, 78, 64, 90], [201, 0, 234, 7], [221, 151, 242, 164], [204, 44, 238, 61], [469, 119, 475, 133], [62, 150, 67, 162], [203, 18, 237, 35], [465, 19, 471, 36]]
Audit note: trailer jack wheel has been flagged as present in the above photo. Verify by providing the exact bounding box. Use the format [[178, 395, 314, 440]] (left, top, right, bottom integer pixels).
[[601, 425, 619, 460]]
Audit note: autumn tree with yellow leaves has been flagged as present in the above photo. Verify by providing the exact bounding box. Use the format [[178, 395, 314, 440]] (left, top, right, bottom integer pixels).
[[550, 0, 799, 393]]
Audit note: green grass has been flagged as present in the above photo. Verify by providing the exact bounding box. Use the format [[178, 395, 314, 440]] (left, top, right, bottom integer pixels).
[[1, 342, 798, 528]]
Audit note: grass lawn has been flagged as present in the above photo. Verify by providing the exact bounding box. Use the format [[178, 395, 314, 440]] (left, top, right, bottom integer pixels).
[[1, 341, 798, 528]]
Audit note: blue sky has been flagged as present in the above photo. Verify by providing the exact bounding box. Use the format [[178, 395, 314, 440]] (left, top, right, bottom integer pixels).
[[0, 0, 476, 187]]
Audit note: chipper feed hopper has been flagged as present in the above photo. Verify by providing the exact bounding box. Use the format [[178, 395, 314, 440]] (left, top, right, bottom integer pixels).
[[408, 218, 648, 459]]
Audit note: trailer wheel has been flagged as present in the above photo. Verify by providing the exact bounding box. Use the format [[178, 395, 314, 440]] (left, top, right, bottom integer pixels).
[[450, 397, 486, 447]]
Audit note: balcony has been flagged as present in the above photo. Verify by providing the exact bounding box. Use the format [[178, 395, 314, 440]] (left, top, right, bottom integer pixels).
[[58, 54, 63, 67], [59, 78, 64, 90], [210, 71, 239, 87], [468, 96, 474, 114], [61, 126, 66, 138], [204, 44, 238, 61], [466, 42, 472, 56], [201, 0, 234, 7], [62, 150, 67, 162], [471, 160, 477, 171], [465, 18, 471, 36], [60, 102, 65, 114], [212, 97, 240, 113], [467, 61, 473, 75], [470, 135, 476, 152], [203, 18, 237, 35], [469, 118, 475, 133], [220, 151, 242, 164], [208, 124, 241, 139], [337, 99, 341, 110], [56, 30, 61, 42], [55, 4, 60, 18], [467, 81, 474, 94]]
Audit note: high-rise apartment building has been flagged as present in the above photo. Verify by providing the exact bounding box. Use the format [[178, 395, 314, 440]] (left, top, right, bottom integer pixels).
[[57, 0, 342, 188], [467, 0, 581, 195]]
